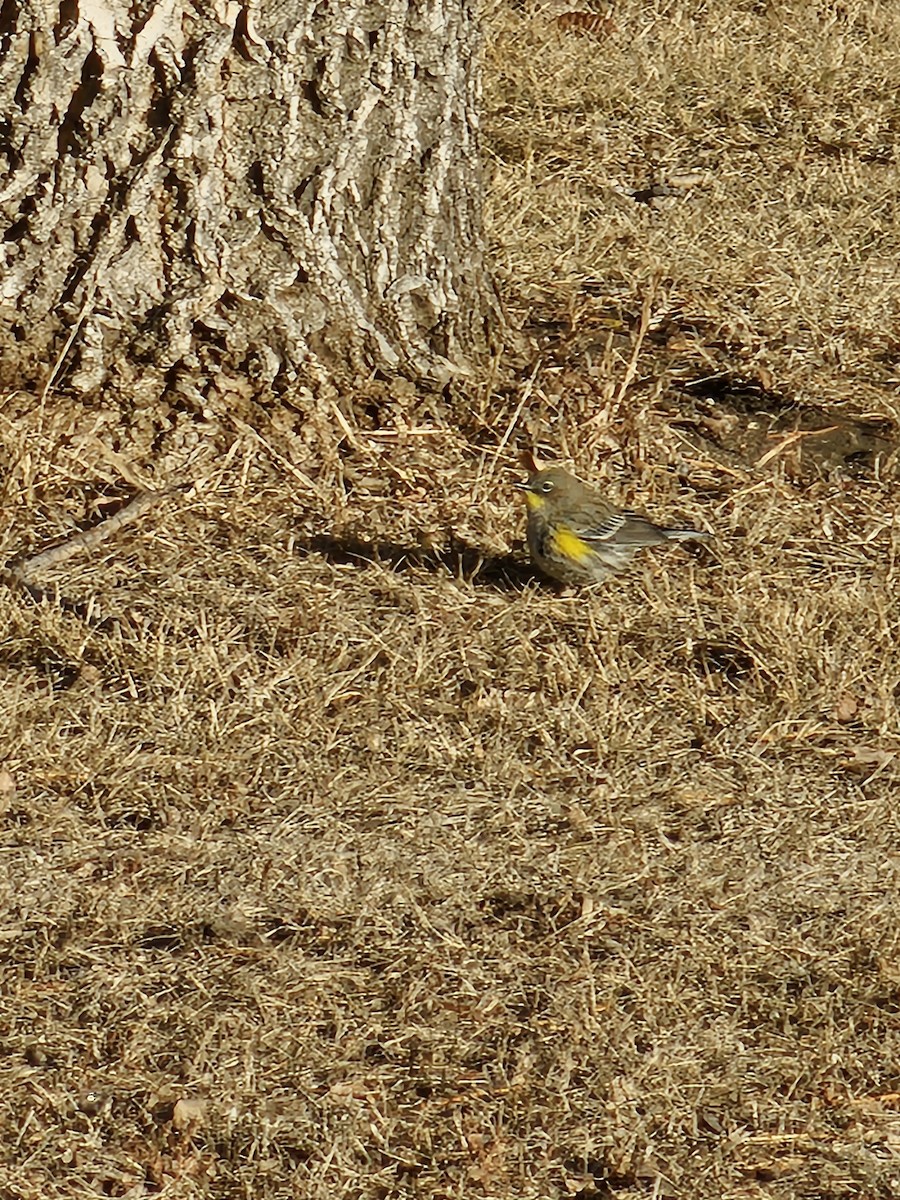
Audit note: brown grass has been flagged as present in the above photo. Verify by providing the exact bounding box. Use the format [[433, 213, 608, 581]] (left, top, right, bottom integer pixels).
[[2, 2, 900, 1197]]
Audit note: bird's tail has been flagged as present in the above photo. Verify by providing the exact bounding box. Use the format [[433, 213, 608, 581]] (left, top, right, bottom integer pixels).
[[662, 527, 712, 542]]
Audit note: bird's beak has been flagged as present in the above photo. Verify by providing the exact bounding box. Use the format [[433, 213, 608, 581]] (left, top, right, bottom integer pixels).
[[513, 481, 531, 491]]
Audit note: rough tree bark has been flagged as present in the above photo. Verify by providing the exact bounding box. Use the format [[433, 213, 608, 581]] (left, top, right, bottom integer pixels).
[[0, 0, 502, 404]]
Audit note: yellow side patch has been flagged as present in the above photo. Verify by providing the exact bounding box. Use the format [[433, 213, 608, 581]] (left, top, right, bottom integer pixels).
[[552, 526, 594, 562]]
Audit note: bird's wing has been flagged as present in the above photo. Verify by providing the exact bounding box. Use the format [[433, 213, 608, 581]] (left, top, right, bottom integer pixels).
[[578, 511, 668, 547], [574, 511, 629, 543]]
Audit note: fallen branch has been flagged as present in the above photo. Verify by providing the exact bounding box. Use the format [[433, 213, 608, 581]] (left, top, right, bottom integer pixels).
[[5, 485, 184, 582]]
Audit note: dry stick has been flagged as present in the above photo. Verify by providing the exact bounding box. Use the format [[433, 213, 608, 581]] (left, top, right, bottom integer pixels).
[[613, 274, 660, 409], [755, 425, 839, 469], [7, 487, 183, 581], [227, 415, 326, 500], [477, 363, 537, 491]]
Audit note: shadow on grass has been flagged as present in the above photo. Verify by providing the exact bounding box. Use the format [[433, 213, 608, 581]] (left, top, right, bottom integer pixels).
[[303, 534, 541, 591]]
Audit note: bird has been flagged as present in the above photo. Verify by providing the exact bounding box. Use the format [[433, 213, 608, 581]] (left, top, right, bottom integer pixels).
[[517, 465, 711, 586]]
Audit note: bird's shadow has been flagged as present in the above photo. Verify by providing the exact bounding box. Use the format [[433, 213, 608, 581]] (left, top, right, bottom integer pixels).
[[303, 534, 541, 591]]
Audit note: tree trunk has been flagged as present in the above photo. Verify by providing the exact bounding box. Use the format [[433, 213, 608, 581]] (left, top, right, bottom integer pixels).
[[0, 0, 501, 403]]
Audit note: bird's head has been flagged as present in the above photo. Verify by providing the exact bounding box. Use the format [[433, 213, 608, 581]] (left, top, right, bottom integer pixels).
[[515, 467, 577, 510]]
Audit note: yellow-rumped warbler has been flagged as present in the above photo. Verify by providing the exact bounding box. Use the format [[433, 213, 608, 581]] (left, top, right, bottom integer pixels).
[[517, 466, 711, 586]]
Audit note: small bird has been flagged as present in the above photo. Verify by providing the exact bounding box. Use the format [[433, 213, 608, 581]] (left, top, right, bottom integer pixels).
[[517, 466, 711, 586]]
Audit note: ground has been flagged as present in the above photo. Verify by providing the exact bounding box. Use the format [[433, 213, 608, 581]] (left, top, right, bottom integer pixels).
[[2, 2, 900, 1198]]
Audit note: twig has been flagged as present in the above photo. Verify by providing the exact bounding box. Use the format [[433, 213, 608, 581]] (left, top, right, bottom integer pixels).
[[756, 426, 839, 469], [6, 486, 183, 581], [614, 275, 659, 407]]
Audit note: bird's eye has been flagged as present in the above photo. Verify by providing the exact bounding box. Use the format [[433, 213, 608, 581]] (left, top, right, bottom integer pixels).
[[540, 480, 554, 493]]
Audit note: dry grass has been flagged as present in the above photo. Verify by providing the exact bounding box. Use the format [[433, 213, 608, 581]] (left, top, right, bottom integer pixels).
[[486, 0, 900, 416], [2, 2, 900, 1198]]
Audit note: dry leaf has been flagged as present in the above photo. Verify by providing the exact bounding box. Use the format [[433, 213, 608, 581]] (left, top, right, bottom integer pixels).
[[833, 693, 859, 722], [697, 412, 740, 440], [172, 1097, 207, 1132], [666, 171, 710, 189], [519, 448, 542, 474], [554, 11, 617, 39], [328, 1078, 376, 1103], [0, 768, 15, 814], [841, 745, 895, 776]]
